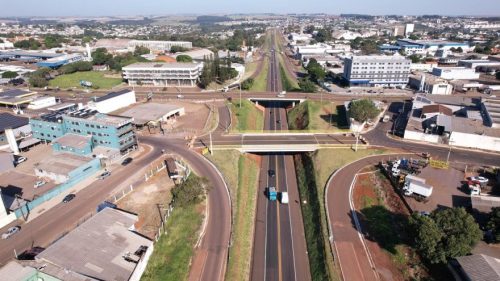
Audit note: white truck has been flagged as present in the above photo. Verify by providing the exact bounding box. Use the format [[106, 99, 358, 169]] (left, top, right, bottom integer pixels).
[[280, 192, 289, 204], [403, 181, 433, 198]]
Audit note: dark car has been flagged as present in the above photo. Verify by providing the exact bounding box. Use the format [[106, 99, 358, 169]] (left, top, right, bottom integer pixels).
[[121, 157, 133, 166], [268, 169, 276, 177], [62, 194, 76, 203], [99, 171, 111, 180]]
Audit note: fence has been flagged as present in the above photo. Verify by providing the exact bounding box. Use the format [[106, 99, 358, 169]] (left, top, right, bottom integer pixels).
[[154, 202, 175, 242]]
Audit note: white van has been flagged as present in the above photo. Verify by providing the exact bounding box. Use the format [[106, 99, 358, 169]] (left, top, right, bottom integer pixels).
[[280, 192, 289, 204]]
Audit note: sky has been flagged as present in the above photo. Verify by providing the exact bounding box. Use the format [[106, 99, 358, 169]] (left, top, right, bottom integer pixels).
[[1, 0, 499, 17]]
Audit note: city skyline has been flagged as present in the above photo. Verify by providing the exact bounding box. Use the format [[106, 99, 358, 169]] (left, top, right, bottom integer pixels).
[[1, 0, 500, 17]]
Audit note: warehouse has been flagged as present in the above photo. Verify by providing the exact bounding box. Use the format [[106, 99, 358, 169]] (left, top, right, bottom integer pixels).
[[120, 103, 185, 127], [87, 89, 136, 114], [128, 40, 192, 52]]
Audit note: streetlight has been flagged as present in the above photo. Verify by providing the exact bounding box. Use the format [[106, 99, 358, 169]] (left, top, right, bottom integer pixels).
[[239, 83, 242, 108], [446, 139, 454, 164]]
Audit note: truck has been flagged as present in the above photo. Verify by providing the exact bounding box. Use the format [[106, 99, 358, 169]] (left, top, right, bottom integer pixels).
[[280, 192, 289, 204], [267, 187, 277, 201], [403, 181, 433, 198]]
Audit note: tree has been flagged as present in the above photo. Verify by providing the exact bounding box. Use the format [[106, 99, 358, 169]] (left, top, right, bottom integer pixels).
[[298, 78, 317, 92], [171, 175, 210, 207], [408, 54, 422, 64], [1, 71, 18, 79], [133, 46, 150, 56], [58, 61, 93, 75], [29, 75, 48, 88], [14, 38, 41, 50], [408, 34, 420, 40], [170, 45, 189, 53], [315, 29, 332, 43], [44, 35, 64, 49], [241, 78, 254, 90], [349, 99, 380, 123], [176, 55, 193, 63], [91, 48, 113, 65], [409, 208, 482, 264], [305, 58, 326, 83], [487, 207, 500, 242]]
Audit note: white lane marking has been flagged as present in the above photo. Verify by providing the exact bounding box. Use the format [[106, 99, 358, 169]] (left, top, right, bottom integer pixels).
[[283, 155, 298, 281]]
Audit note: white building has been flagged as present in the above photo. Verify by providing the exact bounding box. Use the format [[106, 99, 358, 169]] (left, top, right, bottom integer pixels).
[[409, 73, 453, 95], [410, 63, 437, 72], [343, 55, 411, 87], [128, 40, 192, 53], [458, 60, 500, 69], [431, 67, 480, 80], [28, 96, 57, 110], [404, 24, 415, 37], [332, 30, 361, 40], [289, 33, 313, 43], [87, 89, 136, 114], [122, 62, 203, 87]]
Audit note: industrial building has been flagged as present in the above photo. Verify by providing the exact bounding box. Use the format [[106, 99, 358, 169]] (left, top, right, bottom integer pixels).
[[30, 108, 137, 155], [396, 39, 474, 55], [122, 62, 203, 87], [128, 40, 192, 52], [409, 73, 453, 95], [120, 103, 185, 127], [0, 112, 36, 154], [35, 207, 153, 281], [34, 152, 101, 184], [0, 88, 37, 109], [87, 89, 136, 114], [343, 55, 411, 87], [36, 53, 86, 69], [431, 67, 480, 80]]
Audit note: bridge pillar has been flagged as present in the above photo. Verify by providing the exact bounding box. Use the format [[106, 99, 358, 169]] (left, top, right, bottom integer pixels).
[[292, 101, 295, 107], [255, 101, 259, 106]]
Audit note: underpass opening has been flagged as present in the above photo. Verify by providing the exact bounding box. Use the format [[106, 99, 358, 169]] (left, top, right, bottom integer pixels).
[[249, 98, 304, 109]]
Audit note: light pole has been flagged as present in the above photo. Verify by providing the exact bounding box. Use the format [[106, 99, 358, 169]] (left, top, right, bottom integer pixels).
[[239, 83, 242, 108], [446, 139, 454, 164]]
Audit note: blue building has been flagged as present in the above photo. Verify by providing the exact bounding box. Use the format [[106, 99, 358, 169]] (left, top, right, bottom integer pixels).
[[30, 108, 137, 156], [396, 39, 473, 55], [36, 53, 86, 69]]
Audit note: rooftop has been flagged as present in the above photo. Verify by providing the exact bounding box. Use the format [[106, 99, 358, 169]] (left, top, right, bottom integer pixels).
[[422, 104, 453, 116], [122, 62, 202, 70], [36, 208, 152, 281], [53, 134, 91, 150], [120, 103, 184, 125], [455, 254, 500, 281], [436, 115, 500, 138], [34, 152, 93, 175], [93, 89, 133, 103], [0, 112, 28, 132]]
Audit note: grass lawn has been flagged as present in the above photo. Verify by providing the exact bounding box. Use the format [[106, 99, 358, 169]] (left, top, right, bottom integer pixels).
[[250, 56, 269, 92], [288, 100, 347, 132], [206, 150, 260, 281], [278, 56, 299, 91], [141, 202, 204, 281], [49, 71, 123, 89], [242, 60, 259, 81], [229, 99, 264, 132]]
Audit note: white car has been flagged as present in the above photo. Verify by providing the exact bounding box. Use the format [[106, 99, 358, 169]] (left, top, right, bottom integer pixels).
[[470, 176, 489, 184], [2, 226, 20, 239], [280, 192, 289, 204], [177, 94, 184, 99], [34, 181, 46, 189], [15, 156, 27, 165]]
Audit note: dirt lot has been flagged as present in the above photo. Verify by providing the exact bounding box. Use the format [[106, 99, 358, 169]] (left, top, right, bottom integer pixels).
[[406, 165, 467, 213], [117, 171, 175, 239], [166, 100, 212, 133]]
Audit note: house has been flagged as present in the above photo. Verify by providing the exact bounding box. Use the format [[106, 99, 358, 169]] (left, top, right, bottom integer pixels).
[[449, 254, 500, 281]]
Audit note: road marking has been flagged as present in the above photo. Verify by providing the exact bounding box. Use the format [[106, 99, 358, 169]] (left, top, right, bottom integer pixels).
[[264, 156, 270, 281], [276, 154, 283, 281], [283, 155, 297, 281]]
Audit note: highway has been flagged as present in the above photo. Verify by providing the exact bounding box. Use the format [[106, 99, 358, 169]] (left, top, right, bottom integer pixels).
[[251, 31, 311, 281]]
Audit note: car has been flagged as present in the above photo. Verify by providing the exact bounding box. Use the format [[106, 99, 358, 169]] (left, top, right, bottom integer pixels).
[[62, 194, 76, 203], [99, 171, 111, 180], [177, 94, 184, 99], [34, 180, 46, 189], [121, 157, 133, 166], [470, 176, 489, 184], [2, 226, 21, 239], [15, 156, 27, 165], [277, 120, 281, 124], [280, 192, 289, 204], [268, 169, 275, 177]]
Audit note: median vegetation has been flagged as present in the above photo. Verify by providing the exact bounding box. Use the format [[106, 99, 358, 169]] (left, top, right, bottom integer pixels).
[[287, 100, 344, 131], [141, 174, 208, 281], [229, 99, 264, 132], [206, 150, 260, 281]]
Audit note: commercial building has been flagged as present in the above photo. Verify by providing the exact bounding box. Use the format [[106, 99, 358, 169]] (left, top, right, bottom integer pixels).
[[0, 88, 37, 109], [409, 73, 453, 95], [396, 39, 474, 55], [483, 99, 500, 128], [27, 96, 57, 110], [87, 89, 136, 114], [128, 40, 192, 52], [35, 207, 153, 281], [450, 254, 500, 281], [431, 67, 480, 80], [120, 103, 185, 127], [36, 53, 86, 69], [458, 59, 500, 70], [122, 62, 203, 87], [343, 55, 411, 87], [34, 152, 101, 184], [0, 112, 35, 154], [30, 108, 136, 154]]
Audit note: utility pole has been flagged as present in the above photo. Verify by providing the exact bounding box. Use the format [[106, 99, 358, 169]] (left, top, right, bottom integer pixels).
[[209, 131, 213, 155], [446, 144, 452, 164], [239, 83, 242, 108]]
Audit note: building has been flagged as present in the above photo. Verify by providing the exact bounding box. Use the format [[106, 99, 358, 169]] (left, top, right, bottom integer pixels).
[[122, 62, 203, 87], [174, 48, 214, 61], [450, 254, 500, 281], [36, 53, 86, 69], [35, 207, 153, 281], [87, 89, 136, 114], [431, 67, 480, 80], [343, 55, 411, 87], [128, 40, 192, 52], [404, 24, 414, 37], [332, 30, 361, 40], [409, 73, 453, 95], [120, 103, 185, 127], [0, 88, 37, 109], [396, 39, 474, 55], [27, 96, 57, 110], [0, 112, 34, 154], [30, 108, 136, 154], [458, 59, 500, 70], [483, 99, 500, 128], [410, 63, 438, 72], [34, 152, 101, 184]]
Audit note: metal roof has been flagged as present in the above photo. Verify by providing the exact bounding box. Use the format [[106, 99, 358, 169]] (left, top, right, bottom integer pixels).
[[93, 89, 132, 103], [455, 254, 500, 281], [0, 112, 29, 132]]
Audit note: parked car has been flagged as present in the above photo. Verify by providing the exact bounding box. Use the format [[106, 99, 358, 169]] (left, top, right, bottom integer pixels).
[[121, 157, 133, 166], [470, 176, 489, 185], [99, 171, 111, 180], [15, 156, 27, 165], [2, 226, 21, 239], [62, 194, 76, 203], [34, 180, 46, 189]]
